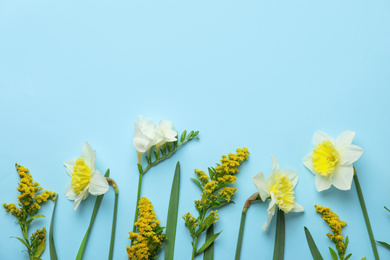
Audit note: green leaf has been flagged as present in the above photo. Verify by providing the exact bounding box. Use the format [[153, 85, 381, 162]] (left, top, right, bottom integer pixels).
[[11, 236, 29, 249], [180, 131, 187, 143], [384, 206, 390, 213], [76, 169, 110, 260], [345, 236, 349, 251], [235, 210, 247, 260], [195, 213, 216, 237], [345, 253, 352, 260], [354, 173, 380, 260], [109, 180, 119, 260], [49, 197, 58, 260], [377, 241, 390, 249], [304, 227, 323, 260], [361, 257, 367, 260], [204, 224, 214, 260], [273, 210, 285, 260], [329, 247, 338, 260], [165, 162, 181, 260], [33, 235, 45, 258], [195, 231, 221, 256], [208, 168, 214, 180], [191, 178, 204, 191]]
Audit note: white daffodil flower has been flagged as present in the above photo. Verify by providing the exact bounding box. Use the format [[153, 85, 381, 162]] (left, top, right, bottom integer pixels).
[[133, 116, 163, 163], [303, 130, 363, 192], [64, 141, 109, 211], [155, 120, 177, 152], [252, 156, 304, 231]]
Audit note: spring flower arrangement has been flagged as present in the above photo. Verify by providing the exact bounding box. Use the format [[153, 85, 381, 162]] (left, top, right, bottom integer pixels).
[[304, 205, 366, 260], [3, 163, 57, 260], [183, 148, 249, 259], [4, 122, 386, 260], [302, 131, 379, 259]]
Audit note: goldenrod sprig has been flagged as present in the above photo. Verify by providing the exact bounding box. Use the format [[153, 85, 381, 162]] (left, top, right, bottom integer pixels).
[[127, 197, 166, 260], [3, 163, 57, 260], [183, 148, 249, 259]]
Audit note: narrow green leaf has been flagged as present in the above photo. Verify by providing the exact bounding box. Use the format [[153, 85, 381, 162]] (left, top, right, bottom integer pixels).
[[384, 206, 390, 213], [345, 236, 349, 251], [354, 173, 380, 260], [31, 214, 45, 220], [208, 168, 214, 180], [165, 162, 181, 260], [195, 231, 222, 256], [361, 257, 367, 260], [329, 247, 338, 260], [33, 236, 45, 258], [191, 178, 204, 191], [377, 241, 390, 249], [345, 253, 352, 260], [204, 224, 214, 260], [195, 214, 216, 237], [11, 236, 29, 248], [49, 197, 58, 260], [76, 169, 110, 260], [235, 209, 247, 260], [273, 210, 285, 260], [304, 227, 323, 260], [180, 131, 187, 143]]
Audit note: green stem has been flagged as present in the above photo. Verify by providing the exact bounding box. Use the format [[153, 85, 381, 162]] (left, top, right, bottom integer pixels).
[[132, 172, 143, 233], [354, 171, 379, 260], [235, 208, 247, 260], [107, 178, 119, 260], [273, 210, 285, 260], [76, 169, 110, 260]]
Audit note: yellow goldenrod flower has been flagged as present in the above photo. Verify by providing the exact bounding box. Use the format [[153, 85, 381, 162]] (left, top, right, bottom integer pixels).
[[303, 131, 363, 191], [127, 197, 165, 260], [315, 205, 347, 259], [252, 156, 304, 231], [64, 141, 109, 211]]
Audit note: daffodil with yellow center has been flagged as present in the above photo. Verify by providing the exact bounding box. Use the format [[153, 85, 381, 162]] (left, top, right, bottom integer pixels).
[[252, 156, 304, 231], [303, 131, 363, 192], [64, 142, 109, 211]]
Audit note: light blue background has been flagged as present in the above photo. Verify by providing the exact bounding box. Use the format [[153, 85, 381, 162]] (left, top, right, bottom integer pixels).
[[1, 0, 390, 259]]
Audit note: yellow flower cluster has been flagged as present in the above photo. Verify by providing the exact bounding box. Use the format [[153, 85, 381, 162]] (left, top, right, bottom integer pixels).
[[127, 197, 165, 260], [215, 147, 249, 175], [315, 205, 347, 258], [3, 163, 57, 220]]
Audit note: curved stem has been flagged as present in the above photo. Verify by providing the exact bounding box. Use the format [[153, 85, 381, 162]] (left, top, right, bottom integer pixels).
[[354, 170, 379, 260], [106, 178, 119, 260]]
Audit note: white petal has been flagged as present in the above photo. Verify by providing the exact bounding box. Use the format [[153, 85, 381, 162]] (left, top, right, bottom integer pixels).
[[81, 141, 94, 168], [64, 159, 76, 176], [339, 144, 363, 166], [280, 168, 298, 188], [313, 131, 335, 146], [335, 130, 356, 150], [73, 189, 89, 211], [267, 155, 280, 186], [159, 120, 173, 131], [315, 174, 332, 192], [133, 137, 152, 153], [262, 194, 277, 231], [152, 125, 164, 145], [332, 165, 354, 190], [290, 202, 304, 212], [252, 172, 270, 201], [89, 170, 109, 195], [65, 182, 77, 200], [303, 154, 316, 174]]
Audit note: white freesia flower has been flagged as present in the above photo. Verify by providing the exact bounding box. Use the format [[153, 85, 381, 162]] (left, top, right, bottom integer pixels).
[[252, 156, 304, 231], [303, 130, 363, 192], [155, 120, 177, 152], [64, 141, 109, 211]]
